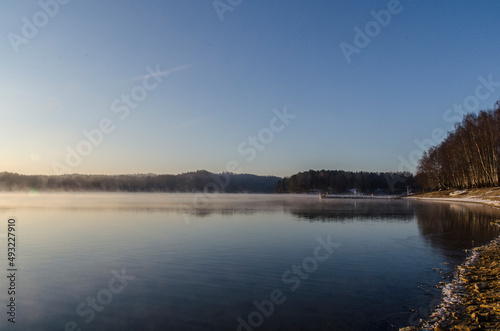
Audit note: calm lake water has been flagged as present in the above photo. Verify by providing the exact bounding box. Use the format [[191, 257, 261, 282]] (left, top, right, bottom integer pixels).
[[0, 193, 499, 331]]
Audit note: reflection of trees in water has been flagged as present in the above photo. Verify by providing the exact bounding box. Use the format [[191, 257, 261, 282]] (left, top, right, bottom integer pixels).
[[414, 202, 500, 251], [185, 208, 262, 218], [179, 198, 500, 251], [291, 210, 413, 222], [183, 199, 417, 221], [291, 199, 415, 223]]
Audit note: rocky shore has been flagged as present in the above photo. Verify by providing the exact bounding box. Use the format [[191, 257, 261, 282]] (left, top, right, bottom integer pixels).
[[401, 188, 500, 331], [449, 236, 500, 330], [401, 235, 500, 331]]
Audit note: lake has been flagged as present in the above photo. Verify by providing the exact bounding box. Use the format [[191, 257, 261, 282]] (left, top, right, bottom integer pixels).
[[0, 193, 499, 331]]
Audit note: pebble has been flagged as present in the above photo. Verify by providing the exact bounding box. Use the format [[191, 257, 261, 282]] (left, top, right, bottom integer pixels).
[[400, 238, 500, 330]]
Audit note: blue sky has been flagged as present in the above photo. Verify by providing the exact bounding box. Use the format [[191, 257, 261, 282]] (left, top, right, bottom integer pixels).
[[1, 0, 499, 177]]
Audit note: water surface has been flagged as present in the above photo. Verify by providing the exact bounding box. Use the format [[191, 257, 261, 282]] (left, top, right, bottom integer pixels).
[[0, 193, 499, 330]]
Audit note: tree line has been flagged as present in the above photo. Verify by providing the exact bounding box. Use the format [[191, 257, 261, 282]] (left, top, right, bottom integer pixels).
[[416, 101, 500, 190], [0, 170, 280, 193], [275, 170, 414, 194]]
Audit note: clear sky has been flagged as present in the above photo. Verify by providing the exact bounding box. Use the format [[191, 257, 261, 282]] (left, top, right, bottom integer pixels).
[[1, 0, 499, 177]]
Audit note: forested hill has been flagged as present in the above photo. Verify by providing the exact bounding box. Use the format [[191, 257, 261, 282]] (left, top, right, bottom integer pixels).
[[275, 170, 414, 194], [0, 171, 280, 193], [416, 101, 499, 190]]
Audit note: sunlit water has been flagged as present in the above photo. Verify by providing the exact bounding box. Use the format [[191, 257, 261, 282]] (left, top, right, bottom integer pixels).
[[0, 193, 499, 331]]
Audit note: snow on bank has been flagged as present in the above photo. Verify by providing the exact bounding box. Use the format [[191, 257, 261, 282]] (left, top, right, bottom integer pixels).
[[410, 196, 500, 209]]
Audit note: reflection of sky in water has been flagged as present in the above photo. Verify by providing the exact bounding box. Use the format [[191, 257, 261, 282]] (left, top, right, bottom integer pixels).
[[0, 193, 499, 330]]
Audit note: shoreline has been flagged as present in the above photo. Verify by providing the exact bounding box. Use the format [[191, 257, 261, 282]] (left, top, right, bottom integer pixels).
[[407, 188, 500, 209], [410, 197, 500, 210], [402, 190, 500, 331]]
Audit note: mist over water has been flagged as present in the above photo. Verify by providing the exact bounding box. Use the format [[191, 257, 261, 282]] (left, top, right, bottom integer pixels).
[[0, 193, 498, 330]]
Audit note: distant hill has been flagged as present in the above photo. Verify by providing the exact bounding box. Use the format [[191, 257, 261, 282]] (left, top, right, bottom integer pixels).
[[275, 169, 414, 194], [0, 171, 280, 193]]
